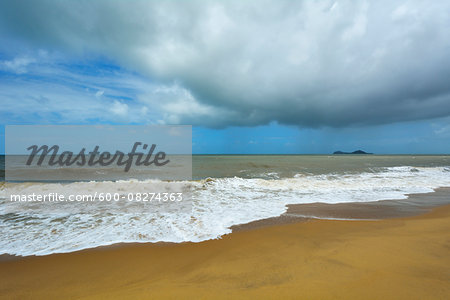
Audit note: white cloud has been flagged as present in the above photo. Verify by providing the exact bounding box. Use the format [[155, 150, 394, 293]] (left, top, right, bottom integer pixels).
[[95, 90, 104, 98], [0, 0, 450, 127], [110, 100, 129, 118], [0, 53, 222, 125], [0, 56, 35, 74], [0, 55, 163, 124], [341, 3, 368, 41]]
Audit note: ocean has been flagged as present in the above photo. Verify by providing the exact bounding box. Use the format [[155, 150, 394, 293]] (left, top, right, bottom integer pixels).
[[1, 155, 450, 256]]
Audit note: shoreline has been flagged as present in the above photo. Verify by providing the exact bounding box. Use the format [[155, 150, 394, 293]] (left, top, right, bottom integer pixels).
[[231, 187, 450, 231], [1, 202, 449, 298], [1, 187, 450, 261]]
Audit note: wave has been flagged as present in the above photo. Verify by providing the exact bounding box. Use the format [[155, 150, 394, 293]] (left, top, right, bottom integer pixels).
[[1, 166, 450, 256]]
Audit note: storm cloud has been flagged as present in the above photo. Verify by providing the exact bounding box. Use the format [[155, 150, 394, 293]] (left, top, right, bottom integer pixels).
[[0, 0, 449, 128]]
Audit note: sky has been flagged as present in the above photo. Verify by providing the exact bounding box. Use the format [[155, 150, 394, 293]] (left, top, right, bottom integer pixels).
[[0, 0, 449, 154]]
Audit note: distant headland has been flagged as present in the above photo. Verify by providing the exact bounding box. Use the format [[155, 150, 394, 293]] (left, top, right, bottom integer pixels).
[[333, 150, 373, 155]]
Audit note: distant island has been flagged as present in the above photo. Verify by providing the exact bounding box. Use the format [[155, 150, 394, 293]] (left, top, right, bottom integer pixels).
[[333, 150, 373, 155]]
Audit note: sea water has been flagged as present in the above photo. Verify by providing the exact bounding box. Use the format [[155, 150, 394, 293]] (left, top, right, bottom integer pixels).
[[1, 155, 450, 256]]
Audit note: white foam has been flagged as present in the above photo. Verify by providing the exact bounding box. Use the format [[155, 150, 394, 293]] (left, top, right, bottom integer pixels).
[[1, 166, 450, 256]]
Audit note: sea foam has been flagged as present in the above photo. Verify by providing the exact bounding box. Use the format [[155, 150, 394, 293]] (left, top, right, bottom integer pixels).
[[1, 166, 449, 256]]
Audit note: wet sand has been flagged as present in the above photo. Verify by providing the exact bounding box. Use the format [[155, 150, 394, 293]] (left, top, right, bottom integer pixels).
[[232, 187, 450, 231], [1, 192, 449, 299]]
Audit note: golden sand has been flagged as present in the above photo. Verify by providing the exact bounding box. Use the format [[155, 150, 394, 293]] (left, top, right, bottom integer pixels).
[[1, 205, 449, 299]]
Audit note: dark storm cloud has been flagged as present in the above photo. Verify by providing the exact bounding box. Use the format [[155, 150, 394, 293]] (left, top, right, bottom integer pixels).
[[0, 0, 449, 128]]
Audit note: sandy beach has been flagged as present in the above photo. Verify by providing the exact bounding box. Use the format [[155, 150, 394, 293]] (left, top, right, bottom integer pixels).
[[2, 0, 450, 298], [1, 198, 449, 299]]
